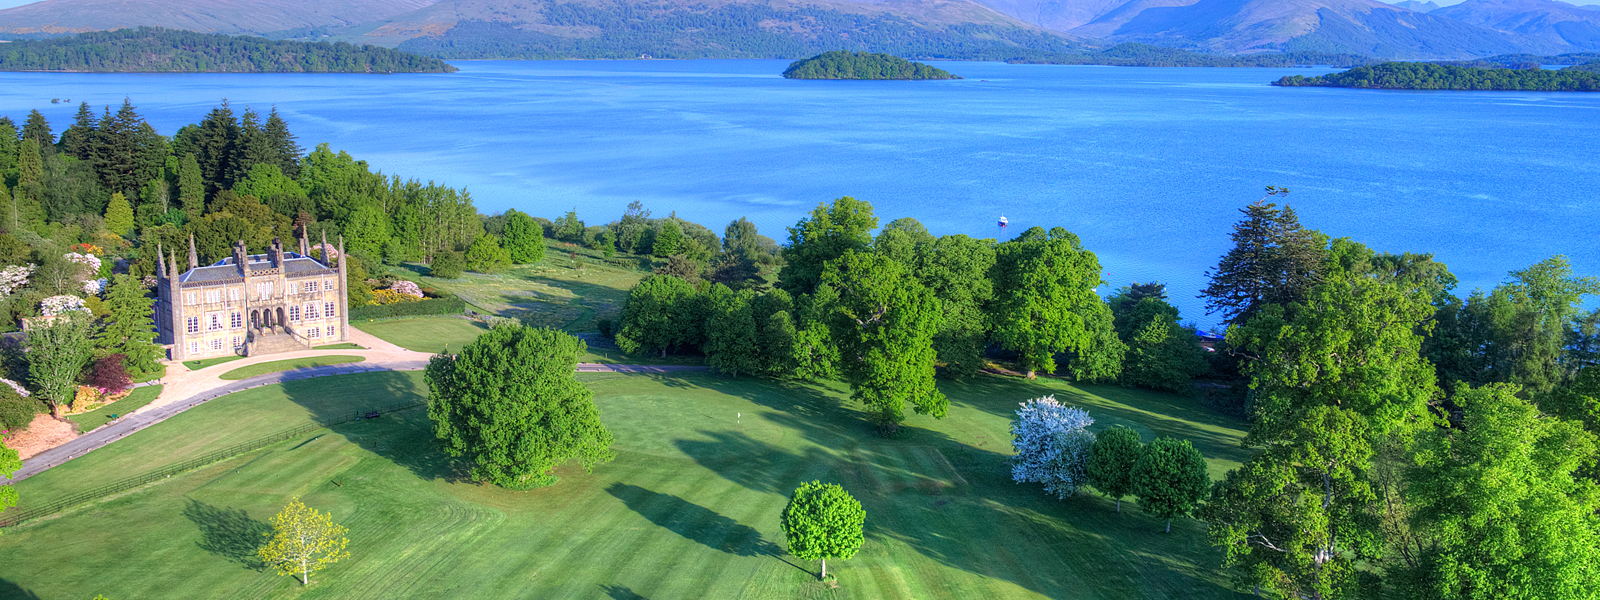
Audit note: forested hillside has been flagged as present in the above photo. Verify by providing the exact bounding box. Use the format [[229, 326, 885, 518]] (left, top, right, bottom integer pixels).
[[394, 4, 1083, 60], [1275, 61, 1600, 90], [0, 28, 456, 73], [782, 51, 958, 79]]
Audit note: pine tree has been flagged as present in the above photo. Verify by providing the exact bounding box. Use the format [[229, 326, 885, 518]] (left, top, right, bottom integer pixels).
[[192, 101, 239, 197], [177, 153, 204, 216], [653, 220, 683, 257], [0, 118, 17, 175], [20, 109, 52, 147], [90, 100, 146, 194], [96, 274, 160, 376], [229, 107, 273, 184], [264, 106, 302, 178], [103, 192, 134, 237], [57, 101, 97, 160], [1201, 189, 1326, 325]]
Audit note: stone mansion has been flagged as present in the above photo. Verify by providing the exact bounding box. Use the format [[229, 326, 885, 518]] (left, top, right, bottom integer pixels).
[[156, 233, 351, 361]]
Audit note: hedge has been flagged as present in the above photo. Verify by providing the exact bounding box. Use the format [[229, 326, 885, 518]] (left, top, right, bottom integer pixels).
[[349, 297, 466, 320]]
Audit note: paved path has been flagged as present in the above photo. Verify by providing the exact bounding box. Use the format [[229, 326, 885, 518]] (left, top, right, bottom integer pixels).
[[4, 328, 705, 483]]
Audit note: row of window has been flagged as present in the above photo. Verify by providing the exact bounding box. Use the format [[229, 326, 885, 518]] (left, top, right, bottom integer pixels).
[[182, 279, 337, 305], [183, 303, 338, 334], [186, 326, 337, 355]]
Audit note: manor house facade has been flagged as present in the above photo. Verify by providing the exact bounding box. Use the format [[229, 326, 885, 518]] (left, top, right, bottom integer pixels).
[[156, 233, 350, 361]]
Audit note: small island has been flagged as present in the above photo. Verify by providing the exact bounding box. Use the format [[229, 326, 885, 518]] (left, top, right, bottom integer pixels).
[[782, 51, 958, 80], [1274, 62, 1600, 92], [0, 27, 457, 74]]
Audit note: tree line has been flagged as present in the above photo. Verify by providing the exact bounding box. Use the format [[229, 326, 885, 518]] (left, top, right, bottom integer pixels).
[[0, 27, 457, 73], [1275, 61, 1600, 91]]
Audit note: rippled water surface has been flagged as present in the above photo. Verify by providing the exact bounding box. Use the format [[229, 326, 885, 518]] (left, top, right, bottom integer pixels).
[[2, 60, 1595, 324]]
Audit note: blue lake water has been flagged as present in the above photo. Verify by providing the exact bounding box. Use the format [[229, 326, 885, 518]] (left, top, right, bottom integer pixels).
[[0, 59, 1595, 326]]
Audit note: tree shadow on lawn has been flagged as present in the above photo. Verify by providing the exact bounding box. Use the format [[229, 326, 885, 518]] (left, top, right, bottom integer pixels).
[[673, 393, 1244, 598], [277, 371, 474, 484], [0, 578, 42, 600], [604, 483, 782, 558], [182, 499, 271, 571], [599, 584, 648, 600]]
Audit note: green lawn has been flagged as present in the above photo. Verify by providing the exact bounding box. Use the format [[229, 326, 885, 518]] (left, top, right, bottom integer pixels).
[[67, 385, 164, 433], [184, 355, 246, 371], [219, 356, 367, 380], [395, 239, 657, 333], [355, 317, 488, 354], [0, 371, 1252, 599], [315, 343, 364, 351]]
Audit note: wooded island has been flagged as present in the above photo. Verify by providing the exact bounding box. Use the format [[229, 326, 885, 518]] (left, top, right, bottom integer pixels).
[[1275, 62, 1600, 91], [782, 51, 957, 80]]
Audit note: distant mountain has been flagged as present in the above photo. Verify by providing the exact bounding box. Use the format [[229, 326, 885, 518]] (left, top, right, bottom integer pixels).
[[0, 0, 437, 35], [1393, 0, 1441, 12], [1056, 0, 1525, 57], [366, 0, 1087, 60], [1432, 0, 1600, 50]]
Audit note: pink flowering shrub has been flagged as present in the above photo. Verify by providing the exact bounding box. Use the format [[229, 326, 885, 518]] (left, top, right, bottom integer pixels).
[[389, 280, 424, 298], [0, 264, 34, 298]]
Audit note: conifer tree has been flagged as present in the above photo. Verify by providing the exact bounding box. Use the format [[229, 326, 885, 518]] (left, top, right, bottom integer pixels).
[[229, 107, 273, 184], [264, 106, 302, 178], [20, 109, 52, 147], [0, 118, 17, 174], [103, 192, 134, 237], [652, 220, 683, 257], [177, 153, 204, 217], [57, 101, 97, 160], [192, 101, 239, 196], [1200, 188, 1326, 326], [96, 274, 160, 376], [90, 100, 147, 194]]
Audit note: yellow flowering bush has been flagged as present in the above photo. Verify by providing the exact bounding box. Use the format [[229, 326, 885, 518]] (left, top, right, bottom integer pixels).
[[369, 289, 423, 306]]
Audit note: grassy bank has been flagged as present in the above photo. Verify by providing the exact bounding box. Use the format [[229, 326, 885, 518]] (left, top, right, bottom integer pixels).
[[0, 370, 1249, 599]]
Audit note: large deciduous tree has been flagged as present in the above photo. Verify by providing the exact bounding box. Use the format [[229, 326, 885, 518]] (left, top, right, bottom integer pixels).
[[1009, 396, 1096, 499], [1200, 190, 1326, 326], [25, 312, 94, 418], [425, 325, 615, 489], [779, 196, 877, 296], [1132, 436, 1210, 533], [501, 210, 544, 264], [820, 250, 945, 431], [781, 480, 866, 581], [1087, 425, 1144, 512], [258, 497, 350, 586], [1394, 383, 1600, 600], [616, 274, 697, 357], [702, 285, 760, 378], [991, 226, 1122, 379]]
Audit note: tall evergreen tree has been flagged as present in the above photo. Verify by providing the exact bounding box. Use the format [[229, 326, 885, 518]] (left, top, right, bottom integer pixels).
[[192, 101, 240, 197], [57, 101, 97, 160], [96, 274, 160, 376], [20, 109, 52, 147], [177, 153, 204, 217], [0, 118, 17, 175], [264, 106, 301, 178], [89, 100, 145, 195], [1200, 190, 1326, 326], [229, 107, 273, 184], [103, 192, 134, 237]]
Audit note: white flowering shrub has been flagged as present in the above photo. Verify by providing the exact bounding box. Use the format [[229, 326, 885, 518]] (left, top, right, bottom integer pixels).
[[41, 295, 88, 317], [389, 280, 424, 298], [1011, 396, 1097, 499], [0, 264, 34, 298], [0, 377, 29, 398], [310, 243, 340, 261], [141, 275, 158, 289], [82, 277, 108, 295], [64, 252, 101, 273]]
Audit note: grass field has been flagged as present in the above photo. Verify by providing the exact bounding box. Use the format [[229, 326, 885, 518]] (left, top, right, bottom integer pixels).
[[354, 317, 488, 354], [395, 240, 654, 333], [314, 343, 364, 351], [184, 355, 245, 371], [67, 385, 164, 433], [0, 370, 1250, 599], [219, 356, 367, 380]]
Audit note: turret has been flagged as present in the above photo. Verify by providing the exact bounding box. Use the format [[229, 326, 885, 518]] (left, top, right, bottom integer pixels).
[[156, 242, 166, 279], [299, 224, 310, 257]]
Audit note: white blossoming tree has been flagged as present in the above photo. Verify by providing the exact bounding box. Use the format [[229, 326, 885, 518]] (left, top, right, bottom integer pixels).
[[0, 265, 33, 298], [1010, 395, 1097, 499]]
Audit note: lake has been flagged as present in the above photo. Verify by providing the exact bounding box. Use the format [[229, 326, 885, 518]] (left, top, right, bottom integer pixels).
[[0, 60, 1594, 326]]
